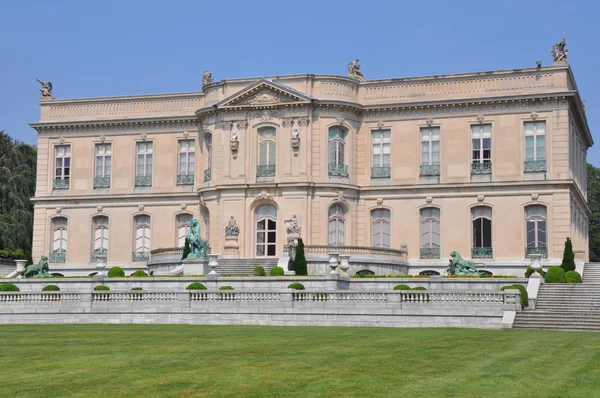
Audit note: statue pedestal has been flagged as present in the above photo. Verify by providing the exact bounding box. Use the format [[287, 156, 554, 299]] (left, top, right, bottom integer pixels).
[[182, 258, 209, 276], [223, 237, 240, 258], [278, 245, 295, 275]]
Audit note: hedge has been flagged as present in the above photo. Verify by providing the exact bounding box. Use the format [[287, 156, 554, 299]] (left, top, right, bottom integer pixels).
[[219, 286, 234, 290], [107, 267, 125, 278], [565, 270, 582, 284], [253, 266, 266, 277], [186, 282, 207, 290], [501, 284, 528, 308], [270, 267, 284, 276], [287, 283, 305, 290], [545, 266, 566, 283], [0, 248, 26, 259], [130, 270, 148, 277], [412, 286, 427, 291], [131, 287, 144, 291], [393, 284, 412, 290], [42, 285, 60, 291], [525, 267, 545, 278], [0, 283, 20, 292], [93, 285, 110, 291]]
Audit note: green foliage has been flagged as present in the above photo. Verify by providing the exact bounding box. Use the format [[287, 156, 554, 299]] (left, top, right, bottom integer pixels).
[[0, 131, 37, 263], [525, 267, 546, 278], [270, 267, 284, 276], [588, 163, 600, 262], [545, 266, 567, 283], [186, 282, 207, 290], [0, 283, 20, 291], [565, 271, 582, 284], [292, 238, 308, 276], [107, 267, 125, 278], [412, 287, 427, 291], [42, 285, 60, 291], [130, 270, 148, 277], [0, 248, 26, 259], [182, 237, 191, 260], [131, 287, 143, 291], [253, 266, 266, 276], [287, 282, 305, 290], [219, 286, 234, 290], [500, 284, 528, 307], [93, 285, 110, 291], [393, 284, 412, 290], [560, 238, 576, 272]]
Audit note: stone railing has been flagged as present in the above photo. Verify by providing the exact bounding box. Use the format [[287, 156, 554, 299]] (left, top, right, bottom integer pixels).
[[293, 292, 387, 303], [150, 247, 183, 257], [92, 292, 178, 302], [471, 162, 492, 174], [328, 163, 349, 177], [0, 292, 80, 303], [177, 174, 194, 185], [524, 160, 546, 172], [371, 166, 391, 178], [304, 245, 407, 258], [190, 292, 280, 302]]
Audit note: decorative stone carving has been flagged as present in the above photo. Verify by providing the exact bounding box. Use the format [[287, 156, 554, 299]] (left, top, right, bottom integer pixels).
[[236, 121, 248, 130], [138, 204, 144, 211], [336, 116, 346, 126], [334, 190, 347, 204], [477, 195, 484, 203], [207, 254, 219, 275], [225, 216, 240, 238], [347, 58, 364, 80], [426, 118, 434, 127], [531, 112, 538, 120], [298, 118, 309, 127], [141, 132, 148, 141], [202, 70, 213, 86], [476, 115, 485, 124], [36, 79, 53, 99], [256, 190, 274, 201], [199, 194, 207, 207], [282, 119, 293, 128], [328, 253, 340, 274], [222, 120, 233, 131], [291, 120, 300, 149], [339, 255, 351, 276], [99, 135, 106, 143], [181, 203, 187, 210], [223, 216, 240, 258], [56, 207, 62, 214], [183, 131, 189, 139], [551, 38, 568, 64], [252, 109, 280, 121], [426, 196, 433, 204], [531, 193, 539, 201], [377, 197, 383, 205], [58, 137, 65, 145], [377, 120, 385, 129], [285, 215, 302, 238]]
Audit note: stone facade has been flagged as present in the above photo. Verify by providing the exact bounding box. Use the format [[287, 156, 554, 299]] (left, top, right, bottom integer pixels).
[[30, 64, 592, 275]]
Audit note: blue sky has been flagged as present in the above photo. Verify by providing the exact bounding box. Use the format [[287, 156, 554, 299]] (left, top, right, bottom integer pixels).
[[2, 0, 598, 163]]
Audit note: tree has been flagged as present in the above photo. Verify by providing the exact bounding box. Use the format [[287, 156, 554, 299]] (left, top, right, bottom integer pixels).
[[560, 237, 576, 272], [0, 130, 37, 262], [181, 237, 191, 260], [292, 238, 308, 275], [587, 163, 600, 262]]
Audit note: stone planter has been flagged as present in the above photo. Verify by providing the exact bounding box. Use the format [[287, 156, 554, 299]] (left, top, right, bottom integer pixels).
[[15, 259, 26, 278], [339, 254, 351, 276], [328, 253, 339, 275], [529, 253, 542, 271], [208, 254, 219, 275]]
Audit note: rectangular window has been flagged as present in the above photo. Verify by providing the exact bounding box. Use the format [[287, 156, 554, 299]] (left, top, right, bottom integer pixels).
[[54, 145, 71, 189], [371, 130, 391, 178], [178, 140, 195, 175], [524, 122, 546, 161], [135, 142, 153, 186], [420, 127, 440, 166], [471, 124, 491, 163], [94, 144, 111, 188]]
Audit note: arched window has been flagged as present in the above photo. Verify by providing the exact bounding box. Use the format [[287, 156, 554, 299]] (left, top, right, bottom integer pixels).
[[133, 215, 151, 262], [91, 216, 109, 262], [328, 204, 346, 246], [204, 134, 212, 182], [525, 205, 547, 257], [420, 208, 440, 259], [371, 209, 390, 248], [472, 207, 492, 258], [256, 204, 277, 256], [176, 213, 193, 247], [356, 269, 375, 276], [328, 127, 348, 177], [257, 127, 276, 177], [50, 217, 68, 263], [419, 270, 440, 276]]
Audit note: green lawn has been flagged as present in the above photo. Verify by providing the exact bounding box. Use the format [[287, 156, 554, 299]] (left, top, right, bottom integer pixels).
[[1, 325, 599, 397]]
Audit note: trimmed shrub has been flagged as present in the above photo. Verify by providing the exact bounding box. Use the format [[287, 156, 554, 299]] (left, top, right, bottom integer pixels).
[[560, 237, 576, 272], [186, 282, 207, 290], [219, 286, 234, 290], [130, 270, 148, 277], [107, 266, 125, 278], [0, 248, 26, 260], [565, 270, 582, 284], [292, 238, 308, 276], [182, 237, 191, 260], [42, 285, 60, 291], [393, 284, 412, 290], [287, 282, 305, 290], [501, 284, 529, 308], [94, 285, 110, 291], [253, 266, 266, 277], [545, 266, 566, 283], [412, 286, 427, 291], [131, 287, 144, 291], [0, 283, 20, 292], [270, 267, 284, 276], [525, 267, 546, 278]]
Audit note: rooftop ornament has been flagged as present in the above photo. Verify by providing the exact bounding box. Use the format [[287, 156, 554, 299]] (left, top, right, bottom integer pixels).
[[36, 78, 53, 99], [347, 58, 364, 80], [202, 70, 214, 86], [551, 38, 568, 64]]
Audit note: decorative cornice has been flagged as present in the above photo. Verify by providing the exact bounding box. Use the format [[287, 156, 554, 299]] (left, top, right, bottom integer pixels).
[[31, 117, 200, 136]]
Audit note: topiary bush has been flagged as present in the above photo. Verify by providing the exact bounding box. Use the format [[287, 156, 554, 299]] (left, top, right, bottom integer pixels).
[[287, 282, 305, 290], [93, 285, 110, 291], [182, 237, 191, 260], [292, 238, 308, 275], [525, 267, 546, 278], [253, 266, 266, 277], [130, 270, 148, 277], [501, 284, 529, 308], [565, 270, 582, 284], [219, 286, 234, 290], [545, 266, 566, 283], [42, 285, 60, 291], [560, 237, 576, 273], [270, 267, 284, 276], [412, 286, 427, 291], [393, 284, 412, 290], [0, 283, 20, 292], [131, 287, 144, 291], [186, 282, 207, 290], [107, 266, 125, 278]]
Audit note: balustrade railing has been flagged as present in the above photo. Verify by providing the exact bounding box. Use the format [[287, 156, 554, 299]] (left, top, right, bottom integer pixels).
[[257, 165, 276, 177], [328, 163, 349, 177], [420, 164, 440, 176], [53, 178, 69, 189], [472, 247, 493, 259], [0, 292, 80, 303], [93, 176, 110, 188], [177, 174, 194, 185], [524, 160, 546, 172], [190, 292, 280, 302], [420, 247, 440, 259], [92, 292, 178, 302], [150, 247, 184, 257], [304, 245, 407, 258], [293, 292, 387, 303], [371, 166, 391, 178], [525, 246, 548, 258], [132, 251, 150, 262], [471, 162, 492, 174], [91, 249, 108, 263], [135, 175, 152, 187], [49, 251, 67, 263]]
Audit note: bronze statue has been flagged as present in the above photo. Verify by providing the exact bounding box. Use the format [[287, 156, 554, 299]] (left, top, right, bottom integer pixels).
[[447, 251, 481, 276], [24, 256, 52, 278], [184, 218, 210, 259]]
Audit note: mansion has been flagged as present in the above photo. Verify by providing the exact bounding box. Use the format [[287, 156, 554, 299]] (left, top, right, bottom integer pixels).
[[30, 55, 592, 275]]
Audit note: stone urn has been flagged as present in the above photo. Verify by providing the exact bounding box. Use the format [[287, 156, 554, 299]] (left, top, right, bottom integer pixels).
[[529, 253, 543, 271], [328, 253, 339, 275], [207, 254, 219, 275], [339, 255, 351, 276], [95, 256, 107, 277], [15, 259, 26, 278]]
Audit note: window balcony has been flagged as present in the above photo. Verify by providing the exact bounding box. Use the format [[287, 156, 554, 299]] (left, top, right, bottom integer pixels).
[[420, 164, 440, 176], [525, 246, 548, 258], [524, 160, 546, 172], [420, 247, 440, 259], [177, 174, 194, 185], [90, 249, 108, 263], [49, 251, 66, 263], [371, 166, 391, 178], [53, 178, 69, 189], [471, 247, 493, 258], [329, 163, 348, 177], [94, 176, 110, 188], [471, 162, 492, 174], [203, 168, 211, 182], [135, 175, 152, 187], [257, 164, 276, 177], [132, 251, 150, 262]]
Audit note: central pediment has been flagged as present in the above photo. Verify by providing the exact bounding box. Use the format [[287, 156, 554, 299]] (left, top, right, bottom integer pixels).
[[215, 79, 313, 108]]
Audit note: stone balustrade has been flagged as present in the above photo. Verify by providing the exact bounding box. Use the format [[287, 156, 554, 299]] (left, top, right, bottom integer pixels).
[[304, 245, 407, 258], [0, 292, 80, 303]]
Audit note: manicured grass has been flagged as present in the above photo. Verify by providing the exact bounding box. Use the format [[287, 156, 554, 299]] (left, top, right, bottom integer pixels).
[[1, 325, 599, 397]]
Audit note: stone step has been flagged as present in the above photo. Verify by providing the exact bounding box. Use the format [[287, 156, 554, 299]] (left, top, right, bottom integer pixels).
[[513, 324, 600, 332]]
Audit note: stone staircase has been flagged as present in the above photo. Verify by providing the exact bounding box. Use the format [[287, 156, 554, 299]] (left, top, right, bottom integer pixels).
[[216, 258, 280, 275], [583, 263, 600, 283], [514, 283, 600, 331], [0, 260, 16, 278]]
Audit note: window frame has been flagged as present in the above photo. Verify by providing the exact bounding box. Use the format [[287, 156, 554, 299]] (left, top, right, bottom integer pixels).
[[328, 203, 346, 246], [524, 121, 546, 162], [420, 127, 440, 166], [255, 204, 277, 257], [54, 145, 71, 181], [371, 130, 391, 168], [471, 124, 492, 164], [258, 127, 277, 166], [525, 205, 547, 249], [328, 127, 346, 166], [178, 139, 196, 176], [136, 142, 153, 177], [371, 208, 391, 248]]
